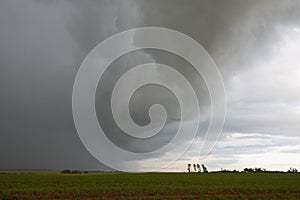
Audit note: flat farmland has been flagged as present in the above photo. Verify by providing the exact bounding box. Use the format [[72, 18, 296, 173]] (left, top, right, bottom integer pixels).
[[0, 172, 300, 199]]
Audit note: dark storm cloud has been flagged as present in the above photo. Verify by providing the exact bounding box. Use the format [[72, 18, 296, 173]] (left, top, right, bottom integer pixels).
[[1, 0, 300, 170], [0, 0, 106, 170]]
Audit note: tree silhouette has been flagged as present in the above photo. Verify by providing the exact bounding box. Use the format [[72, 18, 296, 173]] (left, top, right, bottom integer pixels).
[[201, 164, 208, 173], [187, 164, 191, 173], [193, 164, 197, 172], [197, 164, 201, 173]]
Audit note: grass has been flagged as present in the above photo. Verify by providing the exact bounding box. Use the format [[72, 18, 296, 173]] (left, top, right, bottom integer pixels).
[[0, 172, 300, 199]]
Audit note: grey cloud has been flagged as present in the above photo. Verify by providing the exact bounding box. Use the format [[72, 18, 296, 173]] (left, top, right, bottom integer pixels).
[[1, 0, 300, 170]]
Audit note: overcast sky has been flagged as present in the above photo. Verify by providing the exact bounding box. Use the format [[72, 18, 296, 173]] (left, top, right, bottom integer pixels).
[[1, 0, 300, 171]]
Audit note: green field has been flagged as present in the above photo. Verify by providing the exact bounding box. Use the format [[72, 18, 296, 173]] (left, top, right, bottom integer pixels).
[[0, 172, 300, 199]]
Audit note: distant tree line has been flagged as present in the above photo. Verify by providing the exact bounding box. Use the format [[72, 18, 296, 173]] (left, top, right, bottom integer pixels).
[[61, 169, 88, 174], [210, 167, 299, 173], [287, 167, 298, 173]]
